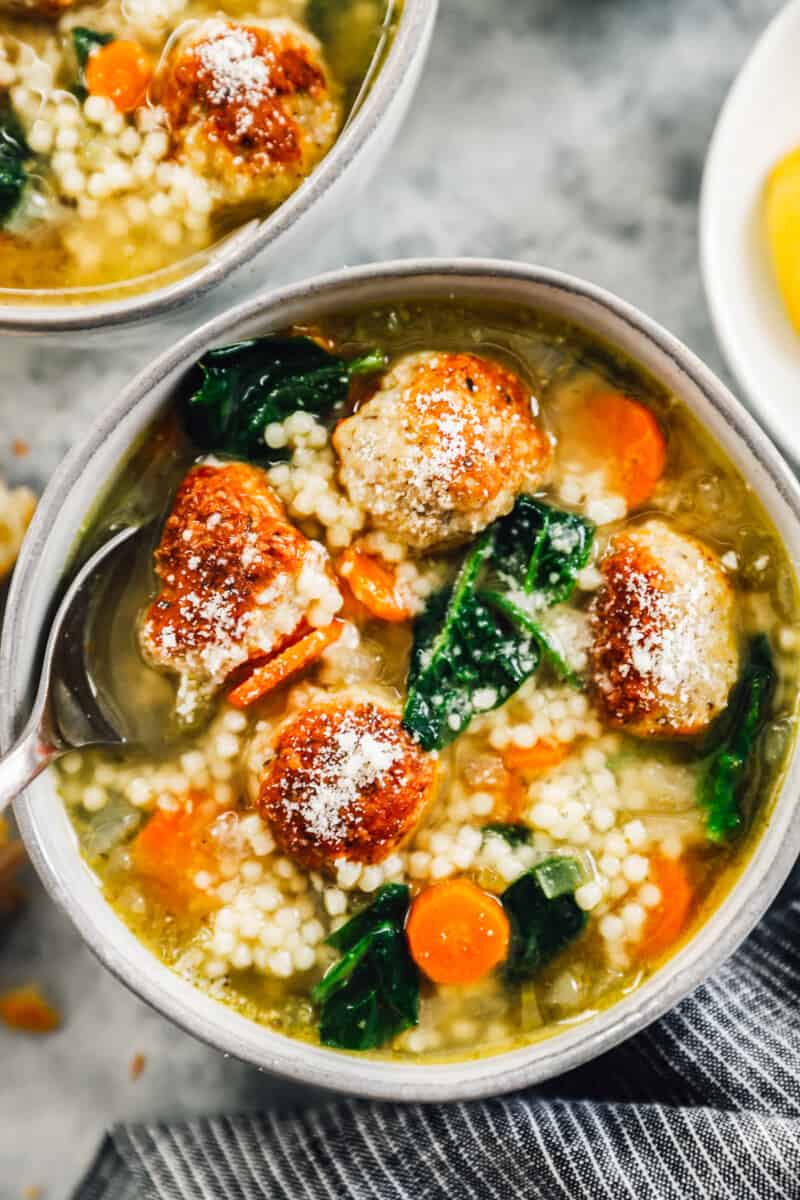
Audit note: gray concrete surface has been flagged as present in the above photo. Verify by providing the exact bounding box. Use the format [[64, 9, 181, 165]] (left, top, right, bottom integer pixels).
[[0, 0, 786, 1195]]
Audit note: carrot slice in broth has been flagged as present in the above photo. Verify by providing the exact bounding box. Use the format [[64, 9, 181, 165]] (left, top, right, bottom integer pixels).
[[86, 40, 152, 113], [584, 391, 666, 508], [227, 621, 343, 709], [337, 546, 412, 623], [636, 855, 694, 960], [502, 739, 572, 773], [406, 878, 510, 985]]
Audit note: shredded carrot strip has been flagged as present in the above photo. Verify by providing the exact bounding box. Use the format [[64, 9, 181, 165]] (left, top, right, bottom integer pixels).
[[227, 621, 343, 709]]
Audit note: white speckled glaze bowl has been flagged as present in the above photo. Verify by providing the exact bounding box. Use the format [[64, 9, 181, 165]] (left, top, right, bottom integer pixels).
[[4, 260, 800, 1101], [0, 0, 436, 336]]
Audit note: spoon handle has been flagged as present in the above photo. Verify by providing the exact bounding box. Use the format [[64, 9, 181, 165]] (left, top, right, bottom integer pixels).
[[0, 721, 59, 814]]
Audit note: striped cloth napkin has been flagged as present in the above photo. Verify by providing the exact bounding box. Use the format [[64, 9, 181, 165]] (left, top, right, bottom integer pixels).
[[75, 873, 800, 1200]]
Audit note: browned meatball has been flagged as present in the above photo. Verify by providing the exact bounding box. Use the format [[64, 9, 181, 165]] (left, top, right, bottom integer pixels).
[[589, 520, 738, 738], [333, 351, 552, 551], [139, 461, 340, 720], [160, 17, 341, 212], [258, 698, 436, 870]]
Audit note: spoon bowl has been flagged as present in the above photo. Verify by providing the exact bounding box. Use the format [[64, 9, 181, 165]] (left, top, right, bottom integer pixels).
[[0, 523, 149, 815]]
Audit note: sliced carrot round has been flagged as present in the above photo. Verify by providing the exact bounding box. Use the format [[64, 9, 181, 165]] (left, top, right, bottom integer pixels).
[[132, 792, 220, 915], [85, 40, 152, 112], [337, 546, 411, 623], [227, 621, 343, 709], [584, 391, 666, 508], [502, 738, 571, 773], [406, 878, 510, 985], [636, 855, 694, 960]]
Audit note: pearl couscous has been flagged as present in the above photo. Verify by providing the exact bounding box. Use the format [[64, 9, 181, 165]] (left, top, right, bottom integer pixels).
[[0, 0, 394, 298], [56, 299, 799, 1060]]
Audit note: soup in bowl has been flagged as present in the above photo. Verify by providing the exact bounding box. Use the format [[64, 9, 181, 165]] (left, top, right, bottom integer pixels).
[[0, 0, 433, 329], [5, 261, 800, 1099]]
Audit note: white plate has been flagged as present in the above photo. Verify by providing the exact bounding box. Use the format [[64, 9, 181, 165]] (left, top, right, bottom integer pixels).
[[701, 0, 800, 466]]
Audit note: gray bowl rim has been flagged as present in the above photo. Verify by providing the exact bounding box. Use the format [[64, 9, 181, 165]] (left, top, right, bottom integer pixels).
[[4, 257, 800, 1103], [0, 0, 435, 335]]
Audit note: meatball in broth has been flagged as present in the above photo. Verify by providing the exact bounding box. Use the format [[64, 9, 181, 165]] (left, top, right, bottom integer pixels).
[[160, 18, 341, 214], [589, 521, 738, 738], [334, 351, 551, 550], [139, 461, 341, 719], [258, 695, 437, 871]]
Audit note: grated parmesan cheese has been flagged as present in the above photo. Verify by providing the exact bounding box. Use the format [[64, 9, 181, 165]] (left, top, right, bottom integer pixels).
[[590, 521, 739, 734], [281, 711, 401, 843], [196, 24, 272, 108]]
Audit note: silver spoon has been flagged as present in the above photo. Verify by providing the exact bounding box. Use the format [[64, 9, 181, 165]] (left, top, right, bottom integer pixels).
[[0, 523, 147, 815]]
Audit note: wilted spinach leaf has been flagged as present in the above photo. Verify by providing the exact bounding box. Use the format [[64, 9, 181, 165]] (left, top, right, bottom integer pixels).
[[312, 884, 418, 1051], [0, 98, 31, 226], [403, 499, 594, 750], [480, 590, 580, 686], [699, 635, 776, 842], [183, 335, 385, 461], [326, 882, 409, 952], [482, 823, 532, 847], [501, 865, 586, 983], [403, 532, 542, 750], [72, 26, 114, 70], [491, 494, 594, 604]]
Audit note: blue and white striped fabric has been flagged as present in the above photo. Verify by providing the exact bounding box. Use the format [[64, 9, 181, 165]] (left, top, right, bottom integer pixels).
[[75, 877, 800, 1200]]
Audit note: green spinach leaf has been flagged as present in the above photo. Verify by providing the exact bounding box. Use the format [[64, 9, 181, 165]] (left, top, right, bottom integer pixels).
[[482, 823, 532, 847], [480, 590, 580, 686], [312, 884, 419, 1051], [326, 882, 409, 952], [699, 635, 776, 842], [183, 335, 385, 461], [501, 865, 586, 983], [403, 533, 542, 751], [0, 98, 31, 226], [491, 494, 594, 604], [403, 499, 594, 750], [72, 26, 114, 70]]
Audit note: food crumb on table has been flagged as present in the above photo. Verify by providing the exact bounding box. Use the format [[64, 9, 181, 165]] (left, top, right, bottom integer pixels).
[[129, 1051, 146, 1080], [0, 984, 60, 1033]]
